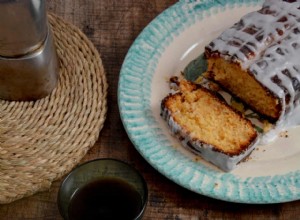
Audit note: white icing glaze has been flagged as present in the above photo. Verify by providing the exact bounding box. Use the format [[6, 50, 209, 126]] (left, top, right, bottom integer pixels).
[[261, 103, 300, 144], [161, 98, 259, 172], [206, 0, 300, 143]]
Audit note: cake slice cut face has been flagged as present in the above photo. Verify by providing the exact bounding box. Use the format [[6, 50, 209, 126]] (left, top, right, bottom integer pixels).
[[161, 78, 258, 171], [205, 0, 300, 122]]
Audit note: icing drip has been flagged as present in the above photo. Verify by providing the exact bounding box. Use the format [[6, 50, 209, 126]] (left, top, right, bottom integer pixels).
[[206, 0, 300, 136], [161, 102, 258, 171]]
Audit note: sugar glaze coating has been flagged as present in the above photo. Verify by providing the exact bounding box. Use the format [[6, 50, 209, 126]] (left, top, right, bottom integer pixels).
[[206, 0, 300, 125], [161, 105, 258, 171]]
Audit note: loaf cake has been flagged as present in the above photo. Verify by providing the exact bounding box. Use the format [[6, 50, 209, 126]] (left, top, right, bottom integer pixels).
[[161, 77, 258, 171], [205, 0, 300, 123]]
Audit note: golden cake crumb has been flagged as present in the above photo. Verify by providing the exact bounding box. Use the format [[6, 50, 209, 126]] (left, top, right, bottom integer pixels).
[[279, 130, 289, 138], [162, 79, 257, 155], [263, 120, 273, 133]]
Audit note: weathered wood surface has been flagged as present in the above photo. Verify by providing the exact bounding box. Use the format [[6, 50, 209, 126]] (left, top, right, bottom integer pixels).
[[0, 0, 299, 219]]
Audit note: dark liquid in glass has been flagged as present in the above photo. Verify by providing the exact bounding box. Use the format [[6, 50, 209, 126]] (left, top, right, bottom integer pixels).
[[68, 177, 143, 220]]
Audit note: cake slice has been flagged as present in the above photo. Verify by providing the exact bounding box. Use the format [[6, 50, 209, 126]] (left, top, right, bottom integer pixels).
[[205, 0, 300, 123], [161, 77, 258, 171]]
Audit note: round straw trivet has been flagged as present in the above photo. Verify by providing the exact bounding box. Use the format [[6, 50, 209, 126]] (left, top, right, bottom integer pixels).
[[0, 14, 108, 204]]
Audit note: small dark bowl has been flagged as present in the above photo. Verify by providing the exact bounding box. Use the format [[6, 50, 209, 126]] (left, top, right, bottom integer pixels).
[[57, 158, 148, 220]]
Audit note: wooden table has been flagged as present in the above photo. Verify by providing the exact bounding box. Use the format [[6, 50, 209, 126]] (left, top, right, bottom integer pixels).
[[0, 0, 300, 219]]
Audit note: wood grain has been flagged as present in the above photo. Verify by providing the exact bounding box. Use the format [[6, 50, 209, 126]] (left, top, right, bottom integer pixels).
[[0, 0, 300, 219]]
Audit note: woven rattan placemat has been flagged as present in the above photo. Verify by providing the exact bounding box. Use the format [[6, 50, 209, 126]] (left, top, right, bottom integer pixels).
[[0, 14, 108, 204]]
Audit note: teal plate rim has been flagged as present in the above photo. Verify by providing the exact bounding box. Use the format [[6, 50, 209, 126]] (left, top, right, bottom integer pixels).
[[118, 0, 300, 204]]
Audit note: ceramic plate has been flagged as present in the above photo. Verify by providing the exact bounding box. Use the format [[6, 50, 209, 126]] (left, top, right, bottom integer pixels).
[[118, 0, 300, 204]]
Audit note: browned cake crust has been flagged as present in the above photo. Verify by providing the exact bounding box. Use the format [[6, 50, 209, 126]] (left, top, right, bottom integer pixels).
[[161, 78, 258, 171], [205, 0, 300, 123]]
